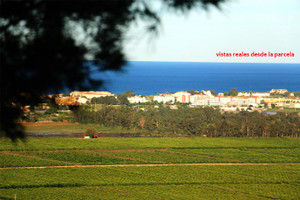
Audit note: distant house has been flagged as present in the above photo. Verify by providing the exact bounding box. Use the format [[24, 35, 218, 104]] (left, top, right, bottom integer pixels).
[[228, 98, 258, 106], [237, 92, 270, 97], [270, 89, 288, 94], [153, 94, 175, 104], [128, 95, 147, 104], [201, 90, 214, 98], [252, 92, 270, 97], [238, 92, 251, 97], [192, 98, 221, 106], [214, 96, 261, 107], [70, 91, 115, 100], [55, 97, 76, 105], [190, 94, 211, 103], [289, 103, 300, 109], [169, 105, 178, 109], [77, 97, 88, 104], [172, 91, 191, 103]]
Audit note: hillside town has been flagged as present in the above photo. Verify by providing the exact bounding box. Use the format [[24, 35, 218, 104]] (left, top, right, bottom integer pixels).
[[54, 89, 300, 112]]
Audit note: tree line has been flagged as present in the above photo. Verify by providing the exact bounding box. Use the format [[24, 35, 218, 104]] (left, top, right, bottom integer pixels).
[[73, 106, 300, 137]]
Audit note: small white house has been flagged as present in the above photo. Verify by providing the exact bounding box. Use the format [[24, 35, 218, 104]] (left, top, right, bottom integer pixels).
[[128, 96, 147, 104], [172, 91, 191, 103], [77, 97, 88, 104], [153, 95, 175, 104], [252, 92, 270, 97], [192, 99, 221, 106]]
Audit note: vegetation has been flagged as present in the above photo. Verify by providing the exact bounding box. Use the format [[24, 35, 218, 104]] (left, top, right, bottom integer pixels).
[[187, 89, 198, 95], [294, 92, 300, 97], [72, 106, 300, 137], [1, 165, 299, 200], [210, 90, 217, 96], [22, 122, 137, 134], [1, 137, 299, 151], [229, 88, 238, 96], [0, 137, 299, 199], [83, 128, 98, 138], [1, 0, 227, 140], [91, 96, 119, 105]]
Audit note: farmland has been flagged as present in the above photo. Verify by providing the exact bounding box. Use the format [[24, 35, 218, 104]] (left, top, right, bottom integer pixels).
[[0, 137, 299, 199]]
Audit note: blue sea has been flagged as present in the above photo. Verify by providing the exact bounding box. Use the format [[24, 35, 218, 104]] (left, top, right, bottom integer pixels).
[[91, 61, 300, 95]]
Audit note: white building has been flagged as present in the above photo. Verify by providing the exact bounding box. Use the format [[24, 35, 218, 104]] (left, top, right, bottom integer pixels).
[[238, 92, 251, 97], [270, 89, 288, 94], [238, 92, 270, 97], [70, 91, 114, 100], [217, 96, 261, 106], [192, 98, 221, 107], [172, 91, 191, 103], [153, 95, 175, 104], [228, 97, 258, 106], [202, 90, 215, 98], [252, 92, 270, 97], [190, 93, 213, 103], [128, 96, 147, 104], [77, 97, 88, 104]]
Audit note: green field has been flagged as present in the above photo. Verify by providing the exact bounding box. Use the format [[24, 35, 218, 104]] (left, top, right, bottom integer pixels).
[[22, 122, 136, 134], [1, 137, 299, 199]]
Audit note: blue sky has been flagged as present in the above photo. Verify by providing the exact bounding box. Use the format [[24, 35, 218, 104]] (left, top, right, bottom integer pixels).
[[125, 0, 300, 63]]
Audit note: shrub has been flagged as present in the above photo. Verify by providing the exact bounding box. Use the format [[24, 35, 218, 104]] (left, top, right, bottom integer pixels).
[[45, 107, 58, 115], [84, 128, 98, 138]]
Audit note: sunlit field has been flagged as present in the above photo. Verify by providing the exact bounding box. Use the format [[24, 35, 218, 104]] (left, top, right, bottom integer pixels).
[[1, 137, 299, 199]]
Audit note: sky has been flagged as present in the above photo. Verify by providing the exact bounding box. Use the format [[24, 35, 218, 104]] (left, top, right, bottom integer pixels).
[[124, 0, 300, 63]]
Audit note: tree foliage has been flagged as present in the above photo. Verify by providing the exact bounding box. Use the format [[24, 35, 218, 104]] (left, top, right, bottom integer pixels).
[[73, 106, 300, 137], [91, 96, 118, 105], [117, 90, 136, 105], [229, 88, 238, 96], [0, 0, 226, 140], [210, 90, 217, 96], [294, 92, 300, 97], [187, 89, 197, 95]]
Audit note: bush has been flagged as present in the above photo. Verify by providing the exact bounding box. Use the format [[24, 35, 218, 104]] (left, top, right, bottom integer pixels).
[[84, 128, 98, 138], [45, 107, 58, 115]]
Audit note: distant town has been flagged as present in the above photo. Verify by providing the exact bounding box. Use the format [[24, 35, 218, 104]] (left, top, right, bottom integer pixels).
[[53, 89, 300, 112]]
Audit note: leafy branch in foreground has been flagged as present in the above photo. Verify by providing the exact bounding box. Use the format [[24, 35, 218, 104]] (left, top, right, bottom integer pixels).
[[0, 0, 226, 140]]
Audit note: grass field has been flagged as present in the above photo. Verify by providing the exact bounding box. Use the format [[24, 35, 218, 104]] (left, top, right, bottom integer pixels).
[[21, 122, 137, 134], [1, 137, 299, 199]]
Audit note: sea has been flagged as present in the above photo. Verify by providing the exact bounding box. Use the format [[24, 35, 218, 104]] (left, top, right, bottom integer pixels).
[[90, 61, 300, 95]]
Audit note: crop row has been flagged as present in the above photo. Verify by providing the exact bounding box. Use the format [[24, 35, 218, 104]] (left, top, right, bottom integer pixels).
[[1, 146, 299, 167], [0, 153, 71, 168], [1, 165, 299, 188], [1, 137, 299, 151], [1, 184, 299, 200], [0, 165, 299, 199]]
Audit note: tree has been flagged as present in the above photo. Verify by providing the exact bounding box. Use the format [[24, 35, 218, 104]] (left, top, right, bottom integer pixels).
[[229, 88, 238, 96], [210, 90, 217, 96], [0, 0, 226, 140], [119, 90, 136, 98], [283, 91, 291, 97], [294, 92, 300, 97], [94, 96, 118, 105], [62, 92, 70, 97], [187, 89, 197, 95]]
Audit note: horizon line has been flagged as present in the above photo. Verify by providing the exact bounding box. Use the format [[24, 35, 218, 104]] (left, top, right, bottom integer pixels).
[[124, 61, 300, 65]]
